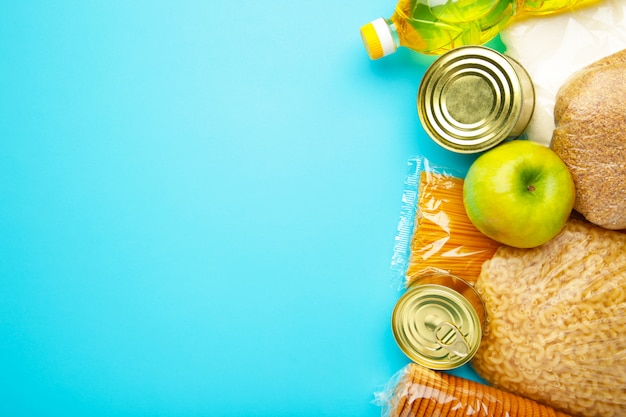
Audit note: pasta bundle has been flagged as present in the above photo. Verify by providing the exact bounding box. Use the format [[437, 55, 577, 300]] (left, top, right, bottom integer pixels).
[[378, 363, 571, 417], [406, 171, 501, 286], [472, 218, 626, 417]]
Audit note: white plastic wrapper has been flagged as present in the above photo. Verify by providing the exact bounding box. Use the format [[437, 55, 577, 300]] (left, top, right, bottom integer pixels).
[[501, 0, 626, 146]]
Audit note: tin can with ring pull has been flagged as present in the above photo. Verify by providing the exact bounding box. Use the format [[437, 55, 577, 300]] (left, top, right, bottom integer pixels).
[[391, 272, 486, 370]]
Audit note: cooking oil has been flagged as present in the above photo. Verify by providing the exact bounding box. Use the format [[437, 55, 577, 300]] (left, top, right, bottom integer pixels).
[[360, 0, 602, 59]]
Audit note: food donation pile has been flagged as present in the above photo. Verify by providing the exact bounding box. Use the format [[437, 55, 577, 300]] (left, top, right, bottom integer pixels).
[[369, 4, 626, 417]]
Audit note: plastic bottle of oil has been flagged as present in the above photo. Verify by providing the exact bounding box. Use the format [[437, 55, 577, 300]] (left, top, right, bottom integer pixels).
[[360, 0, 602, 59]]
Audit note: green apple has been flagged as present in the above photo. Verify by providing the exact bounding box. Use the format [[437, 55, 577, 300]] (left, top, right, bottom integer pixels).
[[463, 140, 575, 248]]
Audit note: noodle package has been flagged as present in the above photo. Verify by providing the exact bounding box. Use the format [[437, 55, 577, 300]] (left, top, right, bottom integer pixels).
[[472, 217, 626, 417], [390, 156, 626, 416], [391, 156, 500, 288], [375, 363, 571, 417]]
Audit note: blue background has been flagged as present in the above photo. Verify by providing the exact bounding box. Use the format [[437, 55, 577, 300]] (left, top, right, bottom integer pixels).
[[0, 2, 500, 416]]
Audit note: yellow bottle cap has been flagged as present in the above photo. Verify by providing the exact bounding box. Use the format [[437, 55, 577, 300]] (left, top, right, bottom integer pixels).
[[360, 18, 396, 60]]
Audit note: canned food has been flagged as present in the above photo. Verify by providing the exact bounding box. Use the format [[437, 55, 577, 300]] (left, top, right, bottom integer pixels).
[[392, 272, 486, 370], [417, 45, 535, 153]]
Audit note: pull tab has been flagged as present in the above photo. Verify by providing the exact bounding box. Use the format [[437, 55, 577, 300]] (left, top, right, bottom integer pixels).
[[433, 321, 470, 358]]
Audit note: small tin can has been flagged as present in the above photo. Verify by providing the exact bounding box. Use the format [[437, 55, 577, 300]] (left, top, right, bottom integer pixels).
[[392, 272, 486, 370], [417, 45, 535, 154]]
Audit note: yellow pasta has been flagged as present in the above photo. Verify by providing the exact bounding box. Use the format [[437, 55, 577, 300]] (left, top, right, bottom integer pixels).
[[473, 219, 626, 417], [406, 172, 501, 286], [383, 363, 572, 417]]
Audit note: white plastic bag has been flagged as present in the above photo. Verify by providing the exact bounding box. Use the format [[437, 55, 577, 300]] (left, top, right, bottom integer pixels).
[[501, 0, 626, 146]]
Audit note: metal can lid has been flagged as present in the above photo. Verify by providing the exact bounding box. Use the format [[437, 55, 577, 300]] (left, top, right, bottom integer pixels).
[[417, 45, 535, 154], [392, 281, 483, 370]]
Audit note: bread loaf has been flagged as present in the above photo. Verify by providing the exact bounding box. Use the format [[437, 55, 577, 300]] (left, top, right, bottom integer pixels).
[[551, 49, 626, 230]]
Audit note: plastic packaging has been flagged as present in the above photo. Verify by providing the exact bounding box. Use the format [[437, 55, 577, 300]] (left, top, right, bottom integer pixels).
[[374, 362, 572, 417], [391, 156, 500, 289], [360, 0, 601, 59], [550, 49, 626, 230], [472, 217, 626, 417], [500, 0, 626, 146]]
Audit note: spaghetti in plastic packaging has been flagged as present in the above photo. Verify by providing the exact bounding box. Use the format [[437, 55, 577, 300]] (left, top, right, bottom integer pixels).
[[472, 217, 626, 417], [391, 156, 500, 289], [374, 362, 572, 417]]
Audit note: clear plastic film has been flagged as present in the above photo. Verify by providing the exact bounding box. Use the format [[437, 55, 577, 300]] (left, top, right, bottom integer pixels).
[[391, 156, 501, 289], [501, 0, 626, 146], [472, 217, 626, 417], [374, 362, 572, 417], [550, 49, 626, 230]]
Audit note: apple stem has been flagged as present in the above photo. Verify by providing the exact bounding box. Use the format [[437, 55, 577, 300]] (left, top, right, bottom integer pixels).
[[528, 184, 536, 192]]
